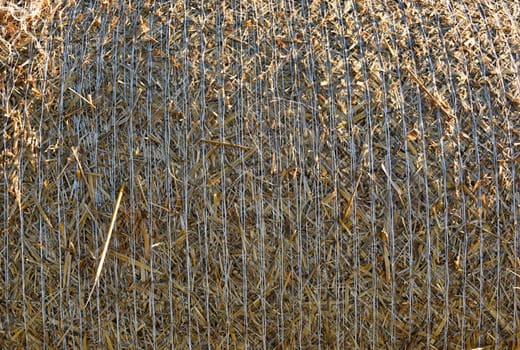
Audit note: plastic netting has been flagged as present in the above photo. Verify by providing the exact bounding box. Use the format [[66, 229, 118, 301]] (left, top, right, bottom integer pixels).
[[1, 0, 519, 348]]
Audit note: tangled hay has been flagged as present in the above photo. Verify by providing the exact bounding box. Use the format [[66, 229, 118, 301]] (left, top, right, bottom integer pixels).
[[1, 0, 519, 348]]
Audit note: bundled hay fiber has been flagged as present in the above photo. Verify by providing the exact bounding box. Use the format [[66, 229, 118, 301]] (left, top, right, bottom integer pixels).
[[1, 0, 519, 348]]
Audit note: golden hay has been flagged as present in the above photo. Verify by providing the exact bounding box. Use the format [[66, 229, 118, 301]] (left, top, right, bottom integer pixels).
[[1, 0, 519, 348]]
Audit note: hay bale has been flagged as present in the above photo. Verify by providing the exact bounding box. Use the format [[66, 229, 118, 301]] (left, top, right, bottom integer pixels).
[[1, 0, 519, 348]]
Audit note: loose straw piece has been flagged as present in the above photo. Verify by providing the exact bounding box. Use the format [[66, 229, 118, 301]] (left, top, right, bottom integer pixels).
[[403, 66, 456, 120], [85, 183, 125, 307], [200, 138, 251, 151]]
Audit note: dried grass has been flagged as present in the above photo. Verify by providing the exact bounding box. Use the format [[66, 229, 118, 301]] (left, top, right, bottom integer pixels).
[[1, 0, 519, 348]]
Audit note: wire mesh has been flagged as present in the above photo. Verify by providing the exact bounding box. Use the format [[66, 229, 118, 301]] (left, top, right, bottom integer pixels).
[[1, 0, 519, 348]]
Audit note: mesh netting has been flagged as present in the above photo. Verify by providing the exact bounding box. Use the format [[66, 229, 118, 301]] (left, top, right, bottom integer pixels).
[[1, 0, 519, 348]]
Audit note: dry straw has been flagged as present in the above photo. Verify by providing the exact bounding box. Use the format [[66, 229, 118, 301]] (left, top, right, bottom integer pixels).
[[1, 0, 519, 348], [85, 183, 125, 307]]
